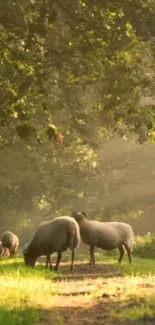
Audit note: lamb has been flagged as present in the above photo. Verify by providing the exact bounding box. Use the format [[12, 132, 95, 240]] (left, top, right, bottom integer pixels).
[[0, 241, 10, 256], [1, 231, 19, 256], [23, 216, 80, 271], [71, 212, 133, 265]]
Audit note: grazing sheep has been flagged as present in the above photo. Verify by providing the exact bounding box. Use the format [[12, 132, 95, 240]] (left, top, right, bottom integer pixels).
[[71, 212, 133, 265], [23, 216, 80, 271], [23, 243, 52, 270], [2, 231, 19, 256]]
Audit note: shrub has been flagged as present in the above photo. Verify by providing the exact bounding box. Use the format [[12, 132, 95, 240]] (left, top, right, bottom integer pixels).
[[133, 233, 155, 259]]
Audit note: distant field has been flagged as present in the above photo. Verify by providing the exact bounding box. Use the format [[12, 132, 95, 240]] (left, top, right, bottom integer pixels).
[[0, 254, 155, 325]]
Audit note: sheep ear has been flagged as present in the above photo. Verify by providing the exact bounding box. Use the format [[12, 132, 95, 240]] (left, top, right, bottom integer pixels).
[[71, 212, 76, 218], [82, 212, 88, 218]]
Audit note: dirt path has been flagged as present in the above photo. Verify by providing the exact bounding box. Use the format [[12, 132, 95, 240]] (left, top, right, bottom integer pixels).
[[37, 261, 155, 325]]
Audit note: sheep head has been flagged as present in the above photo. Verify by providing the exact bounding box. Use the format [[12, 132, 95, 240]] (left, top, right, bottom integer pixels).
[[71, 212, 88, 224], [23, 247, 36, 267]]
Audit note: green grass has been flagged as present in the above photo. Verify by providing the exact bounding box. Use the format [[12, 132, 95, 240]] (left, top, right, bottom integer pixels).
[[111, 300, 155, 323], [0, 257, 57, 325], [1, 254, 155, 325], [0, 307, 37, 325], [78, 251, 155, 275]]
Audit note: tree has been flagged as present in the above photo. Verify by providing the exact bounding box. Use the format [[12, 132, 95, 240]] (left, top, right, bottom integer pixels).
[[0, 0, 155, 146], [1, 0, 155, 236]]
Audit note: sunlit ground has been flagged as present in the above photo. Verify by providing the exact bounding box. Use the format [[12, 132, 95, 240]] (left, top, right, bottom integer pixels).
[[0, 254, 155, 324]]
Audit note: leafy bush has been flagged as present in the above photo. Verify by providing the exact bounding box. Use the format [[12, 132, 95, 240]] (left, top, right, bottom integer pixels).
[[133, 233, 155, 259]]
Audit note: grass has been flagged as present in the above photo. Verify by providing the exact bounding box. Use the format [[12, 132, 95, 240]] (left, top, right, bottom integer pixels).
[[1, 254, 155, 324]]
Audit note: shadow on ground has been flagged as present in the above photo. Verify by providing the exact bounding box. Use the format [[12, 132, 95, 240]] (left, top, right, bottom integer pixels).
[[37, 296, 155, 325], [0, 255, 125, 280], [52, 262, 125, 281], [1, 256, 155, 324], [1, 296, 155, 325]]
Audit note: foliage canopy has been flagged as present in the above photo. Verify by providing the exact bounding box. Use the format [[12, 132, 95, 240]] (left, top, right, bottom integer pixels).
[[1, 0, 155, 234], [1, 0, 155, 145]]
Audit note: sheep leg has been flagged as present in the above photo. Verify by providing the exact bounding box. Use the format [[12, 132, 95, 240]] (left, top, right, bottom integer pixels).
[[70, 248, 75, 271], [49, 256, 53, 270], [54, 252, 62, 271], [118, 245, 125, 263], [124, 244, 132, 264], [89, 245, 95, 266], [10, 245, 17, 256], [92, 246, 95, 265], [45, 254, 53, 270], [9, 247, 12, 256]]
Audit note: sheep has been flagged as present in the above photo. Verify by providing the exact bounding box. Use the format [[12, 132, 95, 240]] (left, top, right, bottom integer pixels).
[[0, 241, 10, 256], [71, 212, 133, 265], [1, 231, 19, 256], [23, 216, 80, 271], [23, 243, 52, 270]]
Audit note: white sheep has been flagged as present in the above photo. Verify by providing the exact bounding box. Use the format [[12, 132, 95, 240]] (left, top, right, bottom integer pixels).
[[71, 212, 133, 265], [1, 231, 19, 256], [23, 216, 81, 271]]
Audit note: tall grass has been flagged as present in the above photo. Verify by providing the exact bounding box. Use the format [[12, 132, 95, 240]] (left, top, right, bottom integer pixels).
[[0, 258, 57, 325]]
